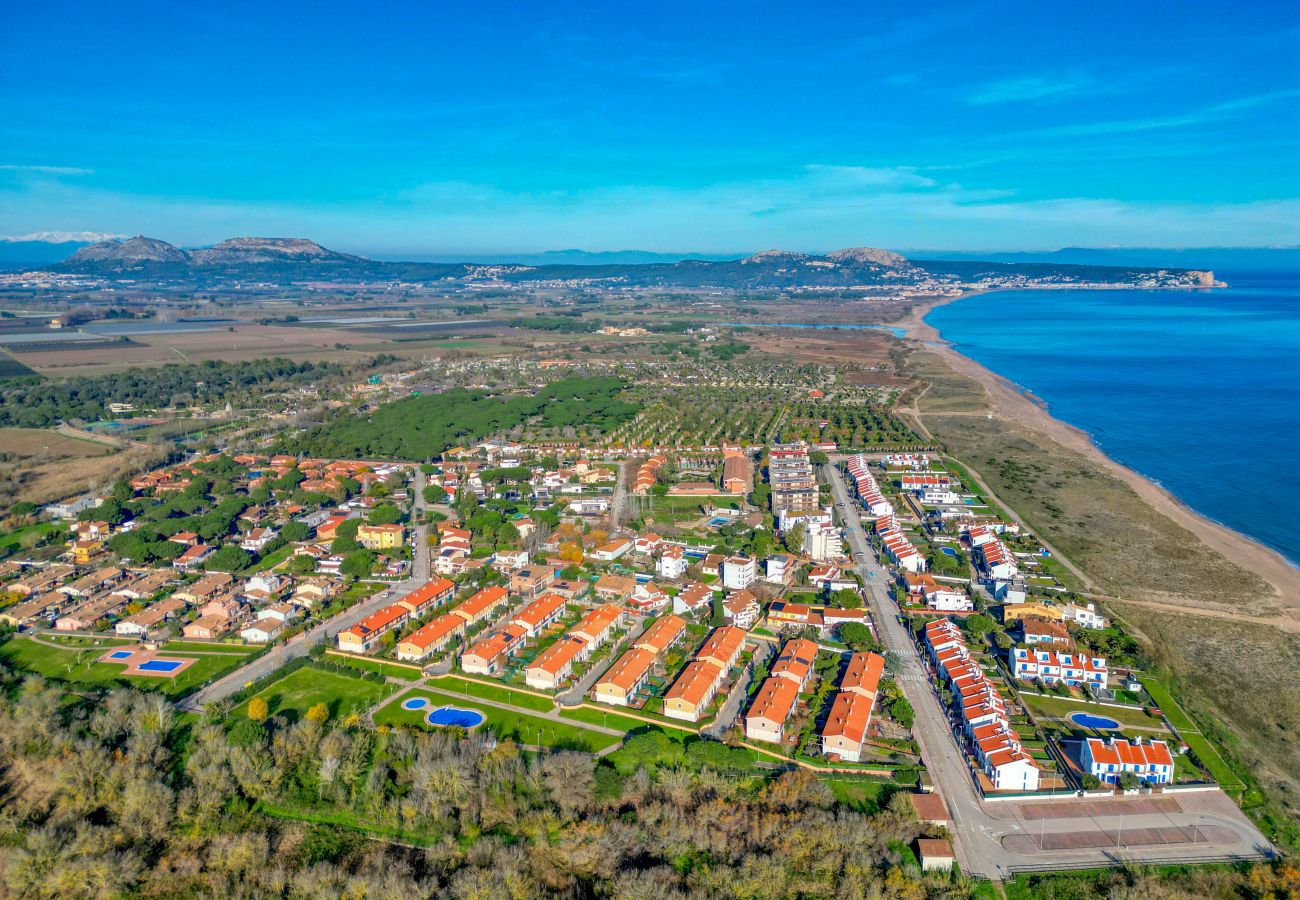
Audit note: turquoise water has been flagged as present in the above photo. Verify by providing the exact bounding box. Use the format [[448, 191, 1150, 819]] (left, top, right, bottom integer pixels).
[[926, 273, 1300, 568]]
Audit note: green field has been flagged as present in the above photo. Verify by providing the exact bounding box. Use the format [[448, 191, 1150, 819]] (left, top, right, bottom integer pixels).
[[560, 705, 663, 733], [819, 776, 899, 814], [0, 635, 255, 698], [232, 665, 396, 723], [434, 674, 555, 712], [375, 688, 620, 752], [328, 654, 425, 681], [1141, 677, 1242, 788], [1018, 693, 1169, 731]]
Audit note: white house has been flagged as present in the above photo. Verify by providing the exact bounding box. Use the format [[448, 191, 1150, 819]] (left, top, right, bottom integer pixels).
[[722, 556, 756, 591], [1082, 737, 1174, 785], [657, 546, 689, 580], [764, 555, 791, 582], [241, 615, 286, 644], [1062, 601, 1107, 629]]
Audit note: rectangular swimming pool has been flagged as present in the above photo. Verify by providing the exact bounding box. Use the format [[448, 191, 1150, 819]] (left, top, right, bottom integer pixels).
[[137, 659, 183, 673], [107, 649, 134, 660]]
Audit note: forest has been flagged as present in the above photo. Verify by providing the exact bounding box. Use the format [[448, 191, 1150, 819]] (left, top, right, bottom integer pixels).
[[0, 358, 343, 428], [2, 665, 1294, 898], [284, 376, 639, 461]]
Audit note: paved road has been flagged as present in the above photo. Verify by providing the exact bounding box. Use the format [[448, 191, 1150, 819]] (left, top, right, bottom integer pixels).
[[704, 639, 772, 740], [181, 468, 432, 711], [824, 462, 1272, 877]]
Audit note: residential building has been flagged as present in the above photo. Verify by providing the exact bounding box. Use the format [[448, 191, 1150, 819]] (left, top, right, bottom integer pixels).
[[509, 566, 555, 599], [510, 592, 568, 638], [459, 623, 528, 675], [745, 676, 801, 743], [1082, 737, 1174, 785], [1009, 646, 1108, 688], [657, 545, 688, 580], [357, 523, 405, 550], [395, 613, 466, 662], [593, 647, 657, 706], [769, 638, 818, 689], [722, 590, 760, 630], [337, 603, 409, 653], [722, 556, 756, 590], [241, 615, 286, 643], [525, 635, 589, 690], [452, 585, 510, 624]]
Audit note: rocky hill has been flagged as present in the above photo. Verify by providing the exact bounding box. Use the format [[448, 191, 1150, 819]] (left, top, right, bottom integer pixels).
[[45, 236, 1210, 290], [63, 235, 188, 269]]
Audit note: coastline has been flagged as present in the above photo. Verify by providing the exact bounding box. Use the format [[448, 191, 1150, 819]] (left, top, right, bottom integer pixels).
[[900, 291, 1300, 612]]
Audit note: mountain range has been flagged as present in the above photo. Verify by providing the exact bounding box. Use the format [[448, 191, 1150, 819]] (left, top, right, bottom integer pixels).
[[22, 234, 1219, 289]]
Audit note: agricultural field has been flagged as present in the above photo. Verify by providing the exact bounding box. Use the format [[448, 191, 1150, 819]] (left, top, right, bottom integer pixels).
[[607, 386, 919, 450], [0, 352, 39, 381]]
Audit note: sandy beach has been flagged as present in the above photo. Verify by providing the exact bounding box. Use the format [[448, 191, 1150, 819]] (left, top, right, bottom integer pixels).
[[901, 294, 1300, 615]]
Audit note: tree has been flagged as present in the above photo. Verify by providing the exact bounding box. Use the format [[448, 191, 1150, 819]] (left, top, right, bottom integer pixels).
[[782, 523, 805, 555], [280, 521, 310, 543], [890, 696, 914, 729], [305, 703, 329, 725], [247, 697, 269, 722], [839, 622, 879, 652], [367, 504, 402, 526], [341, 549, 376, 578], [963, 613, 996, 639], [205, 545, 251, 573], [287, 554, 317, 574]]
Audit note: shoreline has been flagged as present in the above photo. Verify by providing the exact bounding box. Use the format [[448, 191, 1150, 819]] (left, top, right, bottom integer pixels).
[[900, 291, 1300, 612]]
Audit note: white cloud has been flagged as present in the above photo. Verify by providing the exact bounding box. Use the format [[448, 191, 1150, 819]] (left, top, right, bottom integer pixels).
[[1, 160, 1297, 255], [967, 74, 1095, 106], [0, 230, 124, 244], [0, 164, 94, 176]]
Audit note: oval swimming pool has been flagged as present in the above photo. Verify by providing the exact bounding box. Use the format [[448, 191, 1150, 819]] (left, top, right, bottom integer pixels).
[[427, 706, 486, 729], [401, 697, 429, 711], [1069, 711, 1121, 730]]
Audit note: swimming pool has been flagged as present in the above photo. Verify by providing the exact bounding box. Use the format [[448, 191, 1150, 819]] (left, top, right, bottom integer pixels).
[[137, 659, 183, 673], [938, 547, 958, 557], [107, 650, 134, 660], [707, 516, 731, 527], [401, 697, 429, 711], [427, 706, 486, 729], [1069, 711, 1121, 730]]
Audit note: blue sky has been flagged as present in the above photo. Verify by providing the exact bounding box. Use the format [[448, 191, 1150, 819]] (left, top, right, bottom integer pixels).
[[2, 0, 1298, 255]]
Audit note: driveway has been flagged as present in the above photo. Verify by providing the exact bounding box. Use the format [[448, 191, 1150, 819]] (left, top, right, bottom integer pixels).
[[704, 638, 771, 739], [558, 615, 648, 707]]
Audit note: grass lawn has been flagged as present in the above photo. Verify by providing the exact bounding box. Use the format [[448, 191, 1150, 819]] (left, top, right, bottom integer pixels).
[[819, 776, 899, 814], [0, 635, 253, 698], [244, 543, 295, 573], [161, 640, 260, 655], [232, 665, 395, 723], [0, 522, 66, 556], [375, 688, 620, 752], [1142, 676, 1241, 789], [328, 654, 424, 681], [435, 674, 555, 712], [560, 705, 661, 733], [1019, 693, 1168, 731]]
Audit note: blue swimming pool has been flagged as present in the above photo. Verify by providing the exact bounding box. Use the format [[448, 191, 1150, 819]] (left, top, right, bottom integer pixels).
[[401, 697, 429, 711], [107, 650, 134, 660], [938, 547, 958, 557], [137, 659, 183, 673], [707, 516, 731, 527], [427, 706, 486, 729], [1069, 711, 1121, 730]]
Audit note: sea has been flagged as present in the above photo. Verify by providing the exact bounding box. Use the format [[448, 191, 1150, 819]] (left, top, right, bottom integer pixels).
[[925, 271, 1300, 569]]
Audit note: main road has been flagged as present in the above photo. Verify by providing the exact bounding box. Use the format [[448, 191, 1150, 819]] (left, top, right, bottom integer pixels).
[[181, 467, 432, 711], [823, 462, 1272, 878]]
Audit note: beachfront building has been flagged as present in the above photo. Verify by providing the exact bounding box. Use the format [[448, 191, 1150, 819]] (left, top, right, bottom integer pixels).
[[1081, 736, 1174, 785]]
